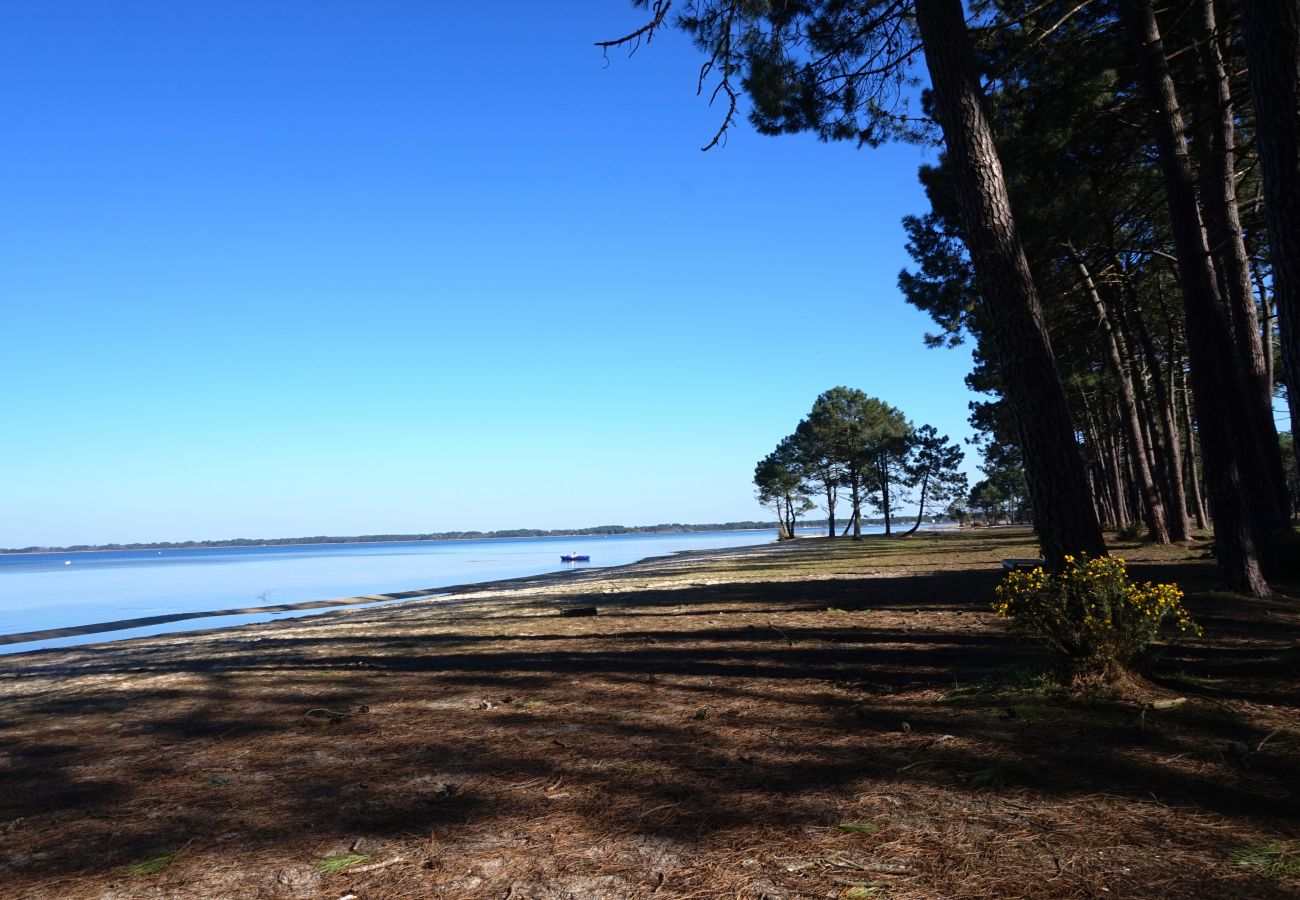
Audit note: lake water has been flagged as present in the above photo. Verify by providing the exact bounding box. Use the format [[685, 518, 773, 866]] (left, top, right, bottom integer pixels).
[[0, 528, 846, 655]]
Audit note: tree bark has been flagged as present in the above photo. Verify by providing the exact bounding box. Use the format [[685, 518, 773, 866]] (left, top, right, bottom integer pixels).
[[1193, 0, 1270, 397], [1178, 361, 1210, 529], [1107, 429, 1129, 526], [1122, 0, 1282, 595], [1252, 258, 1276, 399], [1241, 0, 1300, 493], [847, 464, 865, 540], [877, 457, 894, 535], [1080, 394, 1118, 529], [1125, 295, 1192, 540], [1070, 246, 1170, 541], [819, 470, 837, 538], [915, 0, 1107, 568], [905, 468, 931, 536]]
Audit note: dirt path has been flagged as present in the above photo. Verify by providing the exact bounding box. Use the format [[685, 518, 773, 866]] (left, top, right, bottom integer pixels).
[[2, 529, 1297, 898]]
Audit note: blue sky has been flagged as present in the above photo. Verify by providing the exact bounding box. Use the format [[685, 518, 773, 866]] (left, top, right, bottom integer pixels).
[[0, 0, 977, 547]]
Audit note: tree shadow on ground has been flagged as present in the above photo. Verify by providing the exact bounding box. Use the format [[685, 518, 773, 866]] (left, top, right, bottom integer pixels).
[[1, 554, 1297, 898]]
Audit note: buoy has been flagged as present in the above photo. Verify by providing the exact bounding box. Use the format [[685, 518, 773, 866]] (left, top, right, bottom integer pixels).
[[64, 560, 72, 566]]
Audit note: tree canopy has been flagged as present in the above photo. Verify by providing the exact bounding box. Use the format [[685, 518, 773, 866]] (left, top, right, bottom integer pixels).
[[612, 0, 1298, 595], [755, 387, 965, 540]]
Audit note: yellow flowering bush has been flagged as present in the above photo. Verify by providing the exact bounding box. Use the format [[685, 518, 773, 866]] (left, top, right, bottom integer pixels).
[[992, 554, 1199, 682]]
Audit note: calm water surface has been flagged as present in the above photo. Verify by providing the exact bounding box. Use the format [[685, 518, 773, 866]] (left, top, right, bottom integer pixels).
[[0, 529, 836, 654]]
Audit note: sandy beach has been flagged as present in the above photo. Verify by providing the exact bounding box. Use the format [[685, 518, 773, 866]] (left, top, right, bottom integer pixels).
[[2, 528, 1297, 898]]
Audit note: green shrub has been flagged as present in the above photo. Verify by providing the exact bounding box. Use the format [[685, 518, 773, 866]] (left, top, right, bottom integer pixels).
[[992, 554, 1198, 685], [1115, 521, 1143, 541]]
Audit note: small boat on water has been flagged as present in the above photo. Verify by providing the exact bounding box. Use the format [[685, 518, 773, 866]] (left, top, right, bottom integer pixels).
[[560, 553, 590, 562]]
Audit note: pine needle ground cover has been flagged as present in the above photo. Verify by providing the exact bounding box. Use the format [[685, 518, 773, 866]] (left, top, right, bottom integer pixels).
[[1, 528, 1297, 898]]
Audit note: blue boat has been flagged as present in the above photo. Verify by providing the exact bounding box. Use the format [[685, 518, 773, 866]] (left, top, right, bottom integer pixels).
[[561, 553, 590, 562]]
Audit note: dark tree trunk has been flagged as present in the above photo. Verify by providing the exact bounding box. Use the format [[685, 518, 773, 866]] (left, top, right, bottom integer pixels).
[[842, 465, 863, 540], [905, 468, 931, 536], [1126, 296, 1192, 540], [820, 471, 837, 538], [1241, 0, 1300, 494], [1079, 397, 1116, 529], [1122, 0, 1283, 595], [915, 0, 1107, 568], [1107, 430, 1129, 527], [1252, 258, 1277, 398], [1193, 0, 1269, 398], [877, 457, 894, 536], [851, 466, 864, 539], [1071, 247, 1170, 541], [1178, 363, 1210, 529]]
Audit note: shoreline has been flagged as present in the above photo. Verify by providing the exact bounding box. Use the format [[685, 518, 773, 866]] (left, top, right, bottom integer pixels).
[[0, 525, 802, 558], [0, 521, 958, 557], [0, 535, 796, 659], [3, 528, 1296, 899], [0, 526, 964, 655]]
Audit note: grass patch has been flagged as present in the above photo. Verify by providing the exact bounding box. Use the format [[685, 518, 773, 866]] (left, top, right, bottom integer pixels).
[[1158, 669, 1208, 688], [313, 853, 371, 875], [124, 850, 184, 875], [841, 887, 889, 898], [1009, 701, 1045, 720], [607, 761, 659, 780], [970, 766, 1011, 789], [835, 822, 879, 834], [1228, 843, 1300, 878], [942, 666, 1055, 703]]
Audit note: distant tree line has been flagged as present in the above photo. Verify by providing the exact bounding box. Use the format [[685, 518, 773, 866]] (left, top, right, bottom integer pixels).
[[754, 387, 967, 540], [1, 521, 800, 555]]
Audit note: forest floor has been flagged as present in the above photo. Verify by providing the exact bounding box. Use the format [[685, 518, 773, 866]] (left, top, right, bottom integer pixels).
[[2, 527, 1298, 899]]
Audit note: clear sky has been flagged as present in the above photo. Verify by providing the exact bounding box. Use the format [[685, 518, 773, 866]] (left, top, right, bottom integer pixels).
[[1, 0, 978, 547]]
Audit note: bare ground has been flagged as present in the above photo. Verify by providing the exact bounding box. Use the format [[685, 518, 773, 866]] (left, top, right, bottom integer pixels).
[[1, 528, 1298, 899]]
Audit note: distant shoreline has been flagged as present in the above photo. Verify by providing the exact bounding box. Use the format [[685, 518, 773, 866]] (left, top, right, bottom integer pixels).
[[0, 522, 783, 556], [0, 529, 809, 652], [0, 518, 951, 556]]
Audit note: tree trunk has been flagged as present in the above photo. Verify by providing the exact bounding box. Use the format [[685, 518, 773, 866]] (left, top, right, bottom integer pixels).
[[1071, 246, 1170, 541], [1079, 395, 1117, 529], [1107, 430, 1128, 527], [915, 0, 1107, 568], [1252, 258, 1276, 398], [905, 468, 931, 536], [1080, 394, 1116, 529], [822, 476, 837, 538], [845, 465, 864, 540], [1125, 295, 1192, 540], [878, 458, 894, 535], [1121, 0, 1280, 596], [1241, 0, 1300, 495], [1193, 0, 1270, 398], [1178, 362, 1210, 530], [776, 500, 792, 540]]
